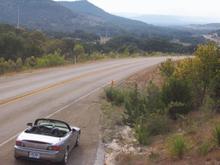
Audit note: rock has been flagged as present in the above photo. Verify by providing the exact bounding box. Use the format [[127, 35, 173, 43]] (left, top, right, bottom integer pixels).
[[120, 126, 134, 143], [128, 146, 136, 153], [137, 147, 142, 152], [107, 139, 121, 152], [104, 126, 143, 164]]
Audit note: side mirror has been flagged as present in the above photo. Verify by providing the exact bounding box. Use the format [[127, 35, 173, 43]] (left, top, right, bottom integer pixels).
[[72, 128, 76, 132], [27, 123, 33, 127]]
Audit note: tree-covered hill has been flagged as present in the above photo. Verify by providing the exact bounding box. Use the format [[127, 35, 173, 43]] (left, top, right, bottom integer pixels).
[[0, 0, 158, 36], [0, 0, 199, 39], [59, 0, 156, 36]]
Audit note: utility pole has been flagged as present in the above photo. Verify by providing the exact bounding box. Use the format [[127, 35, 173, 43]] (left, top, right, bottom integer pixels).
[[17, 5, 20, 29]]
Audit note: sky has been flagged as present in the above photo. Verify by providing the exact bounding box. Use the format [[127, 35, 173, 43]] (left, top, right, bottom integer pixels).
[[56, 0, 220, 18]]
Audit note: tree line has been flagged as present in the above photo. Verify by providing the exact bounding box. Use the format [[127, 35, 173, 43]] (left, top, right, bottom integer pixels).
[[0, 24, 199, 74]]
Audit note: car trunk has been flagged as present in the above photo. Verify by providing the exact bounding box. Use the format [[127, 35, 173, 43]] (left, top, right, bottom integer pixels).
[[18, 132, 62, 150], [22, 140, 51, 150]]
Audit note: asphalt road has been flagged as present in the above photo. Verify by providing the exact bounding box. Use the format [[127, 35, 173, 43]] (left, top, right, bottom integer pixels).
[[0, 57, 176, 165]]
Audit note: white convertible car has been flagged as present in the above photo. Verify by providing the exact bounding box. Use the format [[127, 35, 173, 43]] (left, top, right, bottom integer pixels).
[[14, 118, 81, 165]]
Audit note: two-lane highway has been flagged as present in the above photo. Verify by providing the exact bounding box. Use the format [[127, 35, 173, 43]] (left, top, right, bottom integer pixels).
[[0, 57, 176, 165]]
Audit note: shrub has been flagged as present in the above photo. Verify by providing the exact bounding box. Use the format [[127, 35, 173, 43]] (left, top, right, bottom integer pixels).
[[134, 115, 169, 145], [0, 57, 6, 74], [134, 120, 150, 145], [144, 82, 165, 114], [36, 51, 65, 68], [105, 87, 125, 106], [162, 77, 192, 118], [167, 102, 188, 120], [159, 58, 175, 78], [168, 135, 187, 159], [124, 85, 146, 125], [25, 56, 36, 68], [15, 58, 23, 71], [162, 77, 192, 105], [7, 59, 16, 71], [213, 124, 220, 146], [146, 115, 170, 136], [0, 58, 19, 74], [198, 141, 211, 156], [210, 71, 220, 112]]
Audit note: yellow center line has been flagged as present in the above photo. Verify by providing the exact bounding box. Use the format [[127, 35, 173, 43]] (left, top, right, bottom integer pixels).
[[0, 62, 135, 106]]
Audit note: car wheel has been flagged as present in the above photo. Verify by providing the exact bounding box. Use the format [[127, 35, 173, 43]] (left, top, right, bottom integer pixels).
[[14, 153, 20, 160], [75, 134, 80, 147], [61, 149, 69, 165]]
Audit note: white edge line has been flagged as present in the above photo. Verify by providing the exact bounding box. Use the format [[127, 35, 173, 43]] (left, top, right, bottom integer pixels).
[[0, 82, 109, 148], [46, 83, 108, 118], [0, 134, 19, 148]]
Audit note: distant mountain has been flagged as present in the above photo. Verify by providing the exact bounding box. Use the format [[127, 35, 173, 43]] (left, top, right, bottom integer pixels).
[[0, 0, 202, 40], [131, 14, 220, 26], [0, 0, 88, 32], [58, 0, 156, 36], [187, 23, 220, 31], [134, 15, 191, 26], [0, 0, 161, 36]]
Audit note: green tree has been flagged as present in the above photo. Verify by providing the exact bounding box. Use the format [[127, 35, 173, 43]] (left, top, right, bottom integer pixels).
[[73, 43, 84, 64], [194, 43, 220, 104]]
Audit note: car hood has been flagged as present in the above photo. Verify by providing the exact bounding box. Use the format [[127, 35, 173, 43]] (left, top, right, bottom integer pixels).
[[17, 131, 62, 145]]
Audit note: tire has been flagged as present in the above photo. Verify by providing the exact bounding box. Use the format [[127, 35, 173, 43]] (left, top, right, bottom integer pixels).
[[14, 153, 20, 160], [14, 155, 20, 160], [60, 149, 69, 165]]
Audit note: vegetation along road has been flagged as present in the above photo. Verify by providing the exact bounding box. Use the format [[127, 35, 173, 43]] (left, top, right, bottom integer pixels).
[[0, 57, 182, 165]]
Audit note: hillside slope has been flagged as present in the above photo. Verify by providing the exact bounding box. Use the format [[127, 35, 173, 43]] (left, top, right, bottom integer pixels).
[[59, 0, 156, 35], [0, 0, 158, 36], [0, 0, 91, 32]]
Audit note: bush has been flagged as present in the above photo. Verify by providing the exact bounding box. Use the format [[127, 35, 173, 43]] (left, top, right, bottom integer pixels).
[[210, 71, 220, 112], [0, 57, 20, 74], [144, 82, 165, 114], [146, 115, 170, 136], [36, 51, 65, 68], [0, 57, 6, 74], [134, 115, 169, 145], [124, 85, 146, 125], [198, 141, 211, 156], [25, 56, 36, 68], [105, 87, 125, 106], [159, 58, 175, 78], [213, 124, 220, 146], [168, 135, 187, 159], [162, 77, 192, 105], [167, 102, 189, 120], [134, 120, 150, 145], [162, 77, 192, 118]]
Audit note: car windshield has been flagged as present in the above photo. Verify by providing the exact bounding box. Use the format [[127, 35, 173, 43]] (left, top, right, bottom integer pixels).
[[25, 119, 70, 137], [35, 119, 70, 132]]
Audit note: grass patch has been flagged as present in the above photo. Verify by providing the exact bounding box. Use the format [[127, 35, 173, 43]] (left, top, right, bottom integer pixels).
[[213, 123, 220, 147], [197, 141, 211, 156], [168, 134, 187, 159]]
